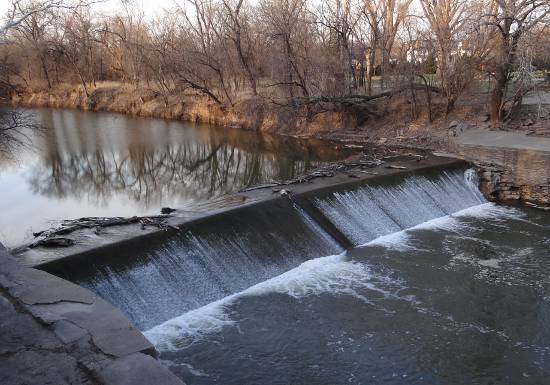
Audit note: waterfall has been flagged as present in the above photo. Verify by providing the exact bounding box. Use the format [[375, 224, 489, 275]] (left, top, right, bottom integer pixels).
[[52, 201, 342, 330], [48, 168, 485, 331], [312, 169, 485, 246]]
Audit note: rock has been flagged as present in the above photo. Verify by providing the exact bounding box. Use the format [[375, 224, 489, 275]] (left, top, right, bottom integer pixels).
[[279, 189, 290, 197], [161, 207, 176, 214], [30, 237, 75, 248], [525, 202, 550, 211], [448, 121, 469, 137], [448, 120, 460, 129], [98, 353, 183, 385], [524, 118, 534, 126], [0, 246, 183, 385]]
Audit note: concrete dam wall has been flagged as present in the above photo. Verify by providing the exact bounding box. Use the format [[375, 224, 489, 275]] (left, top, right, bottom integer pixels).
[[43, 167, 485, 332]]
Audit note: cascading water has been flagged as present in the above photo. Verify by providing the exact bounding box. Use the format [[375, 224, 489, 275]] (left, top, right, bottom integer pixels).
[[49, 200, 342, 330], [48, 168, 486, 332], [44, 167, 550, 385], [312, 169, 485, 245]]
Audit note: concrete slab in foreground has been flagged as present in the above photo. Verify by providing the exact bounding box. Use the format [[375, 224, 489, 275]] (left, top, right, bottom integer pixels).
[[0, 244, 185, 385]]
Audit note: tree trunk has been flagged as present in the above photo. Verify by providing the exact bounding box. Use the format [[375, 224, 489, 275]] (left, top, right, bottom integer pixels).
[[39, 54, 52, 89], [235, 37, 257, 96], [445, 94, 457, 116], [366, 49, 375, 96], [490, 69, 506, 127]]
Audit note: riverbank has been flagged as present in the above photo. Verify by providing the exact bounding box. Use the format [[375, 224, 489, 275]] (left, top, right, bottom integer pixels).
[[0, 243, 185, 385], [10, 83, 452, 144]]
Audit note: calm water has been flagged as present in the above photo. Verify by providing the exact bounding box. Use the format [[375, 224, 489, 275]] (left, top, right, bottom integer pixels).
[[0, 108, 348, 247]]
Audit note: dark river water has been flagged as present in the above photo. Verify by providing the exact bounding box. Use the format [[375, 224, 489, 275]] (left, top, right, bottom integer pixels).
[[145, 204, 550, 385], [0, 108, 349, 247]]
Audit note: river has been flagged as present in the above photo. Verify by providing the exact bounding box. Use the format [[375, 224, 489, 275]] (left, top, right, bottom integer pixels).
[[147, 204, 550, 385], [45, 164, 550, 384], [0, 108, 349, 247], [5, 107, 549, 384]]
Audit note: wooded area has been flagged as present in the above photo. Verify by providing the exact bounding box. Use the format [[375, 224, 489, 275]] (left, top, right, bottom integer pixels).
[[1, 0, 549, 127]]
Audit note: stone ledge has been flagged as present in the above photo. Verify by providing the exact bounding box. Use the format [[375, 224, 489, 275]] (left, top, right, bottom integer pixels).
[[13, 154, 465, 269], [0, 243, 185, 385], [453, 138, 550, 207], [98, 353, 183, 385]]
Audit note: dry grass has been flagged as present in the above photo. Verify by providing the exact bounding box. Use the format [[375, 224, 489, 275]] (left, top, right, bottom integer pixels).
[[10, 81, 491, 148]]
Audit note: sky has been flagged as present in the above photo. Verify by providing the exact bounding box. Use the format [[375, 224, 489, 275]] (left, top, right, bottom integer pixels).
[[92, 0, 179, 17], [0, 0, 178, 20]]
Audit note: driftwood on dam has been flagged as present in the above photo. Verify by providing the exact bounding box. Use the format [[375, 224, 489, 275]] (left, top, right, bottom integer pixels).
[[30, 215, 174, 248], [239, 150, 419, 193]]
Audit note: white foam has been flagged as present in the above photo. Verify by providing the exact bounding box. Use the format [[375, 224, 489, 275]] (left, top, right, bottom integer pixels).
[[477, 258, 500, 268], [360, 207, 466, 250], [364, 230, 413, 251], [239, 253, 370, 298], [313, 169, 487, 245], [453, 202, 522, 220], [361, 203, 521, 251], [145, 253, 372, 351], [144, 296, 236, 351]]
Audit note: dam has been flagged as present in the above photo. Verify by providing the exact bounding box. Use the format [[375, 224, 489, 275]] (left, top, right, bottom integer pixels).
[[41, 165, 550, 385]]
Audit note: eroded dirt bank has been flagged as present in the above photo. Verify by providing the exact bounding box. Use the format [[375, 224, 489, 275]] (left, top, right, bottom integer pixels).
[[12, 87, 362, 135], [10, 84, 451, 144]]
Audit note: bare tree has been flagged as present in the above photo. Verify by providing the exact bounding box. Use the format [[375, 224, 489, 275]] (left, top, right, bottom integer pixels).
[[260, 0, 312, 98], [0, 109, 42, 158], [0, 1, 92, 155], [317, 0, 362, 95], [421, 0, 496, 115], [484, 0, 550, 126], [1, 0, 97, 40], [220, 0, 258, 95], [174, 0, 235, 104]]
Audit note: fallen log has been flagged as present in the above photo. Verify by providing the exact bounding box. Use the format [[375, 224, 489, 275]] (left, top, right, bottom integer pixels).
[[386, 165, 407, 170]]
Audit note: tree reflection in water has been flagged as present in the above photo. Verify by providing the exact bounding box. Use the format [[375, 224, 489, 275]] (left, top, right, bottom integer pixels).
[[23, 109, 347, 209]]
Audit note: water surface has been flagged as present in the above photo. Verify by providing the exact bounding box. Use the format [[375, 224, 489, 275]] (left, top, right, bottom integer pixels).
[[148, 204, 550, 385], [0, 108, 349, 246], [48, 169, 550, 384]]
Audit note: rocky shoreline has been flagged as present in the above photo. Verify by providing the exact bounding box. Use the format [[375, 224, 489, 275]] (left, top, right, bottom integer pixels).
[[0, 243, 185, 385], [477, 163, 550, 208]]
